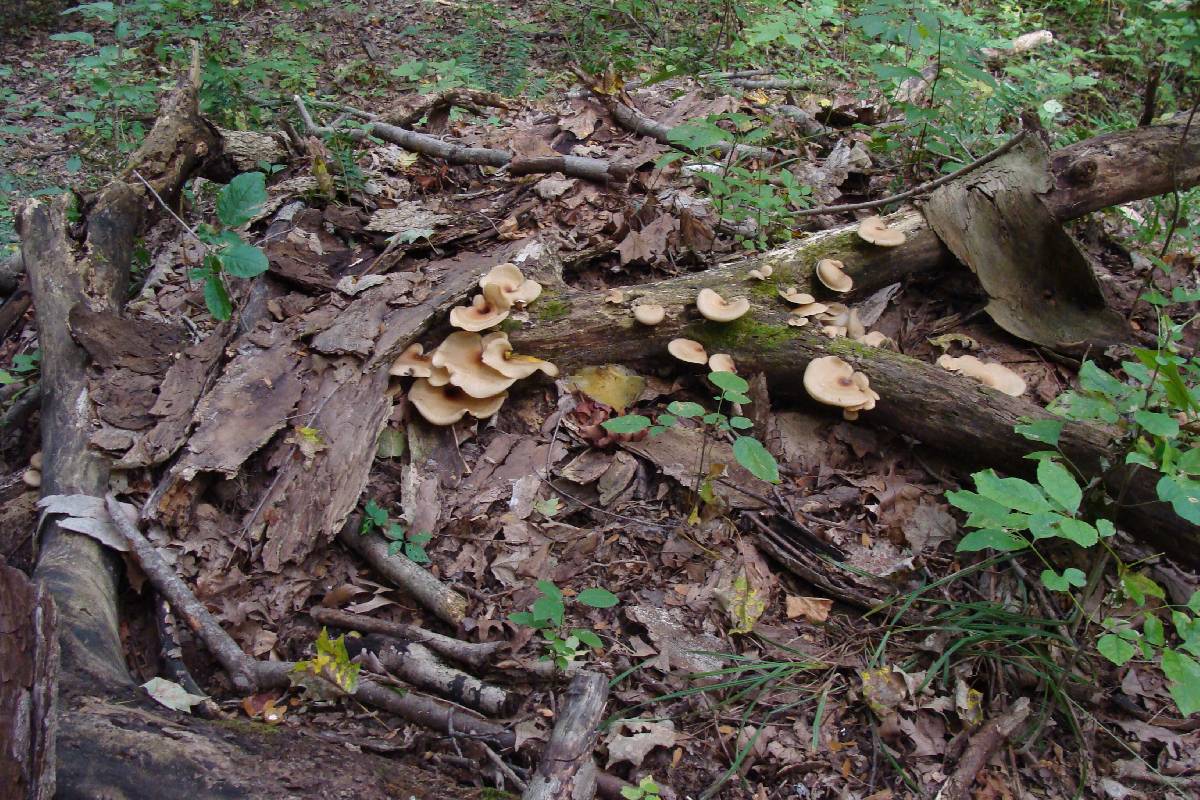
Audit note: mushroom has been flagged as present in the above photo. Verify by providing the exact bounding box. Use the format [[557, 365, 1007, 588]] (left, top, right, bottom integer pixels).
[[803, 356, 877, 416], [820, 325, 847, 338], [815, 259, 853, 293], [428, 366, 452, 387], [790, 301, 828, 319], [449, 291, 512, 331], [856, 215, 906, 247], [633, 304, 665, 326], [431, 331, 518, 398], [787, 317, 808, 327], [30, 451, 42, 470], [937, 355, 1026, 396], [480, 332, 559, 379], [696, 288, 750, 322], [605, 288, 626, 304], [748, 265, 774, 280], [479, 263, 542, 305], [22, 469, 41, 488], [667, 338, 708, 365], [408, 379, 506, 426], [389, 344, 435, 378], [845, 308, 866, 340], [856, 331, 894, 348], [779, 287, 816, 306], [708, 353, 737, 373]]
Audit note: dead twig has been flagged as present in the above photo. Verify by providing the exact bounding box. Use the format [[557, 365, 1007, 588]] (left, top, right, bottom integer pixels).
[[934, 697, 1031, 800], [309, 606, 503, 670]]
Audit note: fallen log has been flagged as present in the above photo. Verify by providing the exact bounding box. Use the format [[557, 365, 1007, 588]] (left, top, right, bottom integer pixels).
[[309, 606, 504, 670], [522, 671, 608, 800]]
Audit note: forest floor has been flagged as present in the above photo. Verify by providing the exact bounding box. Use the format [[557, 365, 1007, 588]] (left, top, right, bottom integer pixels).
[[2, 2, 1199, 799]]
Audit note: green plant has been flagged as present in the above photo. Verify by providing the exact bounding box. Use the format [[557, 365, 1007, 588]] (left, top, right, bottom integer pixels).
[[946, 288, 1200, 714], [0, 350, 41, 402], [291, 627, 360, 696], [360, 498, 432, 564], [509, 580, 618, 671], [621, 775, 663, 800], [188, 171, 269, 320], [603, 370, 780, 519]]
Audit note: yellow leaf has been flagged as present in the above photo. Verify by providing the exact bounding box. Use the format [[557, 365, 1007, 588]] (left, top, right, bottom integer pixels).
[[565, 365, 645, 413], [727, 573, 766, 634]]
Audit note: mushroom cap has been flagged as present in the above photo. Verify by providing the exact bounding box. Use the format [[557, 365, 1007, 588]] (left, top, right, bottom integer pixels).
[[480, 331, 559, 379], [605, 288, 626, 304], [428, 365, 452, 387], [845, 308, 865, 340], [820, 325, 846, 338], [803, 356, 875, 409], [856, 331, 893, 348], [431, 331, 518, 398], [633, 304, 666, 326], [748, 265, 774, 280], [667, 338, 708, 364], [815, 259, 853, 293], [480, 263, 542, 305], [708, 353, 737, 373], [787, 317, 808, 327], [856, 215, 906, 247], [22, 468, 41, 488], [938, 355, 1026, 396], [30, 451, 42, 470], [449, 292, 511, 331], [389, 343, 435, 378], [409, 379, 506, 426], [790, 302, 828, 318], [818, 302, 850, 326], [779, 287, 816, 305], [696, 288, 751, 322]]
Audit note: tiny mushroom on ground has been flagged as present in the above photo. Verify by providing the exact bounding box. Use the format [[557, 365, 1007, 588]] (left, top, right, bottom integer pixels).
[[480, 332, 559, 379], [408, 379, 507, 426], [815, 259, 853, 293], [431, 331, 518, 398], [696, 288, 751, 322], [803, 356, 880, 420], [389, 343, 435, 378], [708, 353, 737, 373], [480, 263, 542, 305], [668, 338, 709, 364], [937, 354, 1027, 396], [633, 303, 666, 325], [856, 215, 906, 247], [30, 451, 42, 470]]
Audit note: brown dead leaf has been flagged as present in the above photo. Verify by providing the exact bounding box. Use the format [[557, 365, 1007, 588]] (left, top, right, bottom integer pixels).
[[786, 595, 833, 623], [604, 719, 677, 768]]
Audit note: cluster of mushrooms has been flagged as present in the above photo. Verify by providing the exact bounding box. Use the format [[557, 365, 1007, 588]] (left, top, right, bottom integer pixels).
[[620, 214, 1025, 422], [389, 264, 558, 425]]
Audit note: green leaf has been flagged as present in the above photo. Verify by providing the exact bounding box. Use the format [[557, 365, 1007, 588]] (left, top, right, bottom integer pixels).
[[1041, 567, 1087, 592], [203, 274, 232, 320], [217, 241, 269, 278], [532, 595, 565, 628], [576, 588, 619, 608], [602, 415, 651, 434], [1096, 519, 1116, 538], [946, 490, 1012, 527], [1097, 634, 1136, 666], [1134, 409, 1180, 438], [1015, 419, 1062, 446], [1079, 361, 1127, 398], [536, 579, 562, 601], [957, 528, 1029, 553], [733, 436, 779, 483], [216, 171, 267, 228], [1037, 460, 1081, 514], [1157, 475, 1200, 524], [730, 416, 753, 430], [1121, 572, 1166, 605], [1179, 448, 1200, 475], [573, 629, 603, 649], [1144, 615, 1165, 647], [974, 470, 1051, 514], [709, 371, 750, 394], [51, 31, 96, 46], [1161, 650, 1200, 715], [724, 391, 752, 404], [1188, 591, 1200, 615], [1055, 518, 1099, 547], [404, 543, 430, 563], [667, 401, 705, 418], [508, 611, 537, 627]]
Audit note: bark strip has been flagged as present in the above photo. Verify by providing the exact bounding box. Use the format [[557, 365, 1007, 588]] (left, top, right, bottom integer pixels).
[[522, 670, 609, 800]]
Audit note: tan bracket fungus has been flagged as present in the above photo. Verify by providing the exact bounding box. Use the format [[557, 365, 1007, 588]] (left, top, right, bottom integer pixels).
[[448, 263, 544, 332], [696, 288, 750, 322], [937, 355, 1027, 397], [667, 338, 708, 365], [480, 332, 559, 379], [708, 353, 737, 373], [815, 259, 853, 293], [431, 331, 518, 398], [389, 343, 435, 378], [632, 304, 666, 326], [803, 356, 880, 421], [856, 215, 906, 247], [408, 379, 507, 426]]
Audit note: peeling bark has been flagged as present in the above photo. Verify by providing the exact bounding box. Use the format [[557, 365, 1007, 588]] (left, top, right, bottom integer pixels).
[[522, 671, 608, 800]]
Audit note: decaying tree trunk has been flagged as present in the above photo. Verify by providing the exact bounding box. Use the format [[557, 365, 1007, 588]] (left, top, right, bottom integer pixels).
[[522, 671, 608, 800], [0, 565, 57, 800]]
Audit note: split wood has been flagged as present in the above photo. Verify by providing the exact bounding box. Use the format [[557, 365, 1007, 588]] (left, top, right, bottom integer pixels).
[[522, 670, 609, 800]]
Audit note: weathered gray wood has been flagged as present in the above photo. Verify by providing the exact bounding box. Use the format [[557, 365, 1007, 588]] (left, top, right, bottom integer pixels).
[[0, 564, 57, 800], [309, 606, 503, 670], [523, 671, 609, 800], [923, 137, 1128, 352], [358, 636, 514, 716]]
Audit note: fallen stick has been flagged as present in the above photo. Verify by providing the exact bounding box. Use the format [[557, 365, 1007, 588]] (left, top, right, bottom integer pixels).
[[294, 96, 632, 183], [309, 606, 503, 670], [336, 519, 469, 627], [106, 495, 259, 693], [522, 671, 609, 800], [356, 635, 515, 716], [934, 697, 1031, 800]]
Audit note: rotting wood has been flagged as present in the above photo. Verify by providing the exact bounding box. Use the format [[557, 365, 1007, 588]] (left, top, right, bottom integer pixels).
[[522, 670, 609, 800], [0, 564, 57, 800], [353, 635, 515, 716], [309, 606, 504, 670], [337, 519, 469, 627], [107, 494, 259, 693]]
